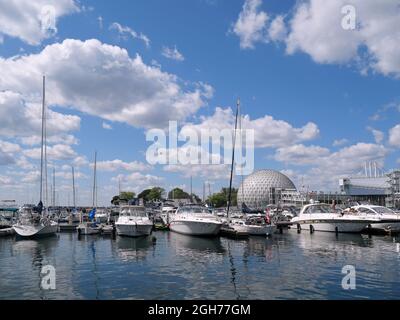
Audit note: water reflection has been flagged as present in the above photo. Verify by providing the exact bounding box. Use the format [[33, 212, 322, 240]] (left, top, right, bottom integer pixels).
[[115, 236, 155, 262], [1, 231, 400, 299], [168, 232, 225, 254]]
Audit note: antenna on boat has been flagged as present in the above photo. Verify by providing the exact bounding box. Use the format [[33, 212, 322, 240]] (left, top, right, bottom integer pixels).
[[227, 98, 240, 220]]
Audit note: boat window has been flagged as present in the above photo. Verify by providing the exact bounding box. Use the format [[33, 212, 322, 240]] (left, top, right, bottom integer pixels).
[[304, 205, 332, 214], [372, 207, 395, 214], [178, 206, 211, 214], [120, 207, 147, 217], [357, 207, 376, 214]]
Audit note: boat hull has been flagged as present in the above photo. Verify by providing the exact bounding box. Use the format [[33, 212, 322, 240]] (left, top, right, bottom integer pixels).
[[13, 223, 58, 238], [116, 223, 153, 237], [169, 220, 222, 236], [369, 221, 400, 233], [294, 221, 369, 233]]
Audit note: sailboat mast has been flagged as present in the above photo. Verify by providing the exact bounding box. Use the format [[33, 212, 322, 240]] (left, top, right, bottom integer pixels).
[[39, 76, 46, 204], [92, 151, 97, 208], [72, 166, 76, 208], [227, 99, 240, 219], [53, 168, 55, 208]]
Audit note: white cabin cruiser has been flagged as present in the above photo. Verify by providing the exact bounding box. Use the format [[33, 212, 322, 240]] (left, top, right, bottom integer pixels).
[[169, 204, 222, 236], [227, 217, 276, 236], [291, 203, 380, 233], [351, 205, 400, 233], [13, 205, 58, 238], [115, 206, 153, 237]]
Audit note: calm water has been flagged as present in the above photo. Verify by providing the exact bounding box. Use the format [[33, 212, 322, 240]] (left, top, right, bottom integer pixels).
[[1, 230, 400, 300]]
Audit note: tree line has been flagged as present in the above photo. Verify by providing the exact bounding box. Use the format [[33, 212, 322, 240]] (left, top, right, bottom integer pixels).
[[111, 187, 238, 208]]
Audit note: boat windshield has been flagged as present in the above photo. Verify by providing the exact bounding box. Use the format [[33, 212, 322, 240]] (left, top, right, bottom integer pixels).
[[178, 206, 211, 214], [120, 207, 147, 218], [372, 206, 395, 214], [304, 204, 333, 214]]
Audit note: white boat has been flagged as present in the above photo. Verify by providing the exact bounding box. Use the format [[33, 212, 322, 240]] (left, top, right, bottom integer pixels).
[[160, 201, 176, 225], [13, 205, 58, 238], [291, 203, 380, 233], [0, 227, 15, 237], [169, 204, 222, 236], [95, 209, 109, 223], [13, 77, 58, 239], [233, 218, 276, 236], [77, 222, 101, 235], [351, 205, 400, 233], [115, 206, 153, 237]]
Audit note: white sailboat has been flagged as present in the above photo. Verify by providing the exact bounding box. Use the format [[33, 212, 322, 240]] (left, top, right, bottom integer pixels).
[[13, 76, 58, 238], [77, 152, 101, 235]]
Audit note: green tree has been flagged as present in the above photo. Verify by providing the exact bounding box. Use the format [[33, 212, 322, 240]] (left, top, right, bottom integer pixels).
[[111, 192, 136, 206], [207, 188, 238, 208], [168, 188, 191, 199], [138, 187, 165, 202]]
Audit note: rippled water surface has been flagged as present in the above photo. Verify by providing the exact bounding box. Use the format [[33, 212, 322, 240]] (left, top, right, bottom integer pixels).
[[1, 230, 400, 300]]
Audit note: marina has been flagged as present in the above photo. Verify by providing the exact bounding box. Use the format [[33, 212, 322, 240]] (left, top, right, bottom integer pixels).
[[1, 229, 400, 300]]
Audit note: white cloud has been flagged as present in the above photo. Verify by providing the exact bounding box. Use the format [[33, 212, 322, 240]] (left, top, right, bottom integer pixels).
[[0, 39, 212, 129], [0, 91, 80, 139], [162, 46, 185, 61], [389, 124, 400, 147], [96, 160, 151, 172], [112, 172, 164, 193], [183, 107, 319, 148], [232, 0, 269, 49], [20, 134, 78, 146], [286, 0, 400, 78], [333, 138, 349, 147], [0, 140, 21, 153], [109, 22, 150, 47], [274, 144, 330, 165], [24, 144, 77, 160], [0, 0, 79, 45], [274, 142, 388, 190], [367, 127, 384, 144], [268, 15, 287, 42], [102, 122, 112, 130], [0, 175, 12, 185], [72, 156, 89, 168]]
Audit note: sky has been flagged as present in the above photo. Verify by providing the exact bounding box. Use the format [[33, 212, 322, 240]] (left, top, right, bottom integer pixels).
[[0, 0, 399, 206]]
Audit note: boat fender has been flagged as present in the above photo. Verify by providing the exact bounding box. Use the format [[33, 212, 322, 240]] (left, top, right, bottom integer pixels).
[[310, 225, 314, 234], [335, 227, 339, 234], [297, 224, 301, 233]]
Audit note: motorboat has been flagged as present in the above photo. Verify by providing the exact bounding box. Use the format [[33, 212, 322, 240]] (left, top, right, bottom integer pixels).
[[13, 204, 58, 238], [77, 222, 101, 235], [115, 206, 153, 237], [95, 209, 109, 223], [291, 203, 380, 233], [160, 200, 177, 225], [351, 205, 400, 233], [169, 204, 222, 236]]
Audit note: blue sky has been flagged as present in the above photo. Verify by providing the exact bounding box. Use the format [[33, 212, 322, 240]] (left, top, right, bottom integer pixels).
[[0, 0, 399, 206]]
